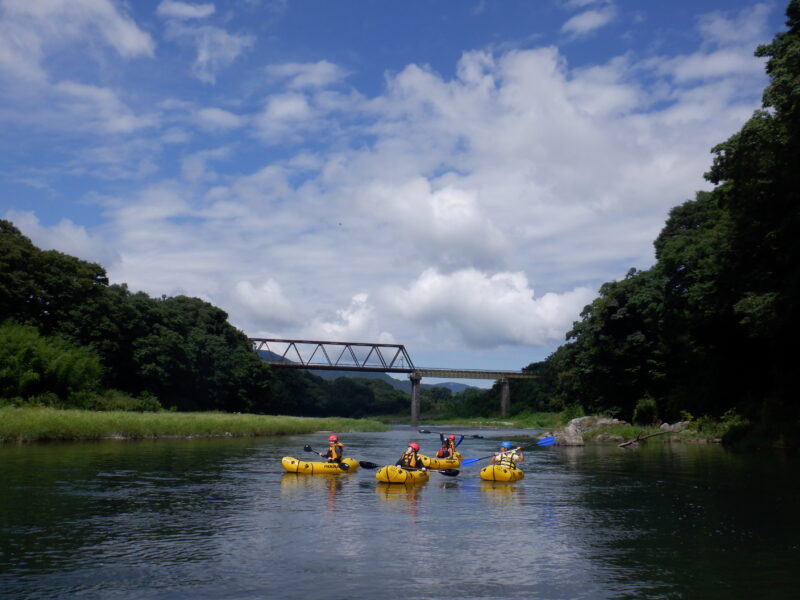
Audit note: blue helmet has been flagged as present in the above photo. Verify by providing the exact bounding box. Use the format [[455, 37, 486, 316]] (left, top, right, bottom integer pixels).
[[500, 441, 513, 449]]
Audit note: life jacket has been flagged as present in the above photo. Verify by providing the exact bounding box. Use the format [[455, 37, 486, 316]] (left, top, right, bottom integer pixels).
[[400, 448, 420, 468], [495, 449, 517, 468], [325, 442, 344, 462]]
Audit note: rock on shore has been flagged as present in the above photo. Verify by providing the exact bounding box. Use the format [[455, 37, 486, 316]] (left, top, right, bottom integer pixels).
[[554, 416, 628, 446]]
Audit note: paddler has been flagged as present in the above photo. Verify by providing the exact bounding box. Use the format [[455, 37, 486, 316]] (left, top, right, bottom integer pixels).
[[491, 441, 524, 468], [396, 442, 426, 471], [436, 433, 464, 458], [318, 434, 344, 463]]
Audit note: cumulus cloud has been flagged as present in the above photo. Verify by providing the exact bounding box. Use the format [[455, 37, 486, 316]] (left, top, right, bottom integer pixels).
[[4, 2, 777, 366], [302, 293, 396, 343], [4, 210, 120, 268], [384, 269, 595, 347], [231, 279, 297, 329]]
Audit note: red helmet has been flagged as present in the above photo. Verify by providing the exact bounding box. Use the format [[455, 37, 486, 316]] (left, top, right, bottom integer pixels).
[[448, 434, 456, 440], [328, 435, 339, 442], [408, 442, 420, 451]]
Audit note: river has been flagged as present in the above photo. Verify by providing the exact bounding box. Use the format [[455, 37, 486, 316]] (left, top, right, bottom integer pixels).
[[1, 426, 798, 599]]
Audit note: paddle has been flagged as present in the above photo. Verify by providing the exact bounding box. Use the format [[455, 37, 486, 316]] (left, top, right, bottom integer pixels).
[[460, 436, 557, 467], [303, 444, 350, 470], [418, 429, 484, 439], [358, 461, 459, 477]]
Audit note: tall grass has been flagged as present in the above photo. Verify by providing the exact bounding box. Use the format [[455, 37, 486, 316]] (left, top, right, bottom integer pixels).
[[0, 407, 388, 443]]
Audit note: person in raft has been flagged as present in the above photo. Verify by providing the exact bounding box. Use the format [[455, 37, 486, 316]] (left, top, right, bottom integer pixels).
[[436, 433, 464, 458], [396, 442, 426, 471], [319, 434, 344, 463], [491, 441, 524, 468]]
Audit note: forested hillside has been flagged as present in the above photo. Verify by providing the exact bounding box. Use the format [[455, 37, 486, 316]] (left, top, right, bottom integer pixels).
[[504, 1, 799, 439], [0, 221, 421, 416]]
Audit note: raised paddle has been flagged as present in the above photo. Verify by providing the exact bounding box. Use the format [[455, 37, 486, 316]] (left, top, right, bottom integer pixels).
[[303, 444, 350, 470], [460, 436, 557, 467], [358, 461, 459, 477], [418, 429, 484, 439]]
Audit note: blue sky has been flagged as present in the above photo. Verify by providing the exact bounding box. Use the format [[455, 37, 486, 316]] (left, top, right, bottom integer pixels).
[[0, 0, 787, 385]]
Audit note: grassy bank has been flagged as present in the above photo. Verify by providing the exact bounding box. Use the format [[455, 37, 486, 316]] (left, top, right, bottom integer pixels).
[[418, 412, 562, 429], [0, 407, 389, 443]]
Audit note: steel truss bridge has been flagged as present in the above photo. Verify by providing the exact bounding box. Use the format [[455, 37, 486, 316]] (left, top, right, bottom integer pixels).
[[249, 338, 535, 421]]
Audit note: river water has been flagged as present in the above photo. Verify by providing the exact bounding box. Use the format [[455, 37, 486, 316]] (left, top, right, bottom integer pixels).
[[1, 425, 798, 600]]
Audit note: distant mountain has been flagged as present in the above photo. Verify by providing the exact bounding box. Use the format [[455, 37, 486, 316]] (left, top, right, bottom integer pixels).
[[257, 350, 477, 394]]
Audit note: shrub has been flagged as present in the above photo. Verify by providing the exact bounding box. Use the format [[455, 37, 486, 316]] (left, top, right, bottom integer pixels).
[[632, 396, 659, 425]]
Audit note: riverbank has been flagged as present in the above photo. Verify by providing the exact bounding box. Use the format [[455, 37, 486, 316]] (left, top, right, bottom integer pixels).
[[0, 407, 389, 443]]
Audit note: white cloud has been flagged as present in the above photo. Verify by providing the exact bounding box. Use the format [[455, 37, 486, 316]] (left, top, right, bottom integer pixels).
[[303, 293, 394, 343], [163, 22, 254, 84], [4, 2, 777, 365], [54, 81, 157, 133], [265, 61, 348, 89], [254, 92, 318, 141], [561, 5, 616, 38], [180, 146, 231, 182], [385, 269, 595, 347], [196, 107, 244, 130], [157, 1, 216, 20], [231, 279, 297, 329], [0, 0, 154, 65], [4, 210, 119, 268]]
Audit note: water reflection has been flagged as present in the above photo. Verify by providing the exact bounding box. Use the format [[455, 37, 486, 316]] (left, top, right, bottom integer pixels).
[[479, 480, 524, 506], [375, 482, 421, 516]]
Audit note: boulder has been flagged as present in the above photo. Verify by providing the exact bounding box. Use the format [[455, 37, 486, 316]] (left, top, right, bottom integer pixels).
[[555, 416, 629, 446]]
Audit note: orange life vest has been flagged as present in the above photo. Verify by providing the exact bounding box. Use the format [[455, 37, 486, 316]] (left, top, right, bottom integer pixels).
[[325, 442, 344, 462], [400, 448, 420, 468]]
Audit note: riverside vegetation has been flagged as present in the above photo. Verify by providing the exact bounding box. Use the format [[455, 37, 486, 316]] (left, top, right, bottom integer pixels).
[[2, 1, 799, 446]]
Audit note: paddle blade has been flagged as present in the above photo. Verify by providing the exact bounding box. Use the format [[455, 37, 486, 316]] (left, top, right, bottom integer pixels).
[[536, 436, 557, 447], [338, 462, 350, 471], [303, 444, 314, 453], [418, 429, 431, 434], [439, 469, 459, 477], [460, 458, 481, 467], [358, 461, 380, 469]]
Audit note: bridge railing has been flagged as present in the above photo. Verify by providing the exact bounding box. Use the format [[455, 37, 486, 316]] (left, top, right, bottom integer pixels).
[[250, 338, 415, 372]]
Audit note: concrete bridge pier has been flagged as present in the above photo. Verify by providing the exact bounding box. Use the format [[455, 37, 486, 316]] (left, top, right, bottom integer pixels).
[[500, 378, 510, 417], [410, 373, 422, 422]]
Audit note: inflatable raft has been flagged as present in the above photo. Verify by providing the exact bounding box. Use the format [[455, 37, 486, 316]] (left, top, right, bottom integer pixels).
[[418, 452, 461, 470], [374, 465, 430, 484], [281, 456, 358, 474], [479, 464, 524, 482]]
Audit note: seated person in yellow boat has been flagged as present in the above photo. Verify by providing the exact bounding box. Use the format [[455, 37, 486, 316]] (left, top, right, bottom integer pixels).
[[491, 441, 523, 467], [436, 433, 464, 458], [318, 434, 344, 463], [396, 442, 426, 471]]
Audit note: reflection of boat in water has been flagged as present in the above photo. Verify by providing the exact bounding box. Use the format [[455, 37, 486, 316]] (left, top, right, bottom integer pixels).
[[281, 456, 358, 474], [281, 472, 344, 512], [376, 482, 421, 498], [480, 480, 524, 505], [376, 482, 421, 515], [479, 464, 524, 482], [280, 472, 343, 491]]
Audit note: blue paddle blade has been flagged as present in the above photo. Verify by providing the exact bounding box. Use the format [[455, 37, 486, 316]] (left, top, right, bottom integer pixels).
[[460, 457, 481, 467], [536, 436, 557, 446]]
